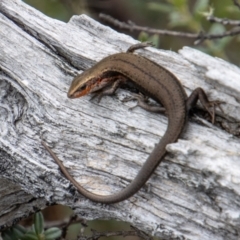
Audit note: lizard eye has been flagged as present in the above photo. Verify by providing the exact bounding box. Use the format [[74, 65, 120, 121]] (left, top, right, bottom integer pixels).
[[77, 84, 87, 91]]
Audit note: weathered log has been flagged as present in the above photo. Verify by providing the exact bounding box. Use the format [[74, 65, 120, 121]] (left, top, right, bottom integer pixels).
[[0, 0, 240, 239]]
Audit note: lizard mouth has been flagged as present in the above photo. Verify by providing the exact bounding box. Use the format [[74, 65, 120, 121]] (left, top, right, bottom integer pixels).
[[67, 84, 91, 99], [67, 78, 103, 99]]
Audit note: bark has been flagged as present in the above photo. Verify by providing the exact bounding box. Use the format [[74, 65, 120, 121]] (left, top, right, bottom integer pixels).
[[0, 0, 240, 239]]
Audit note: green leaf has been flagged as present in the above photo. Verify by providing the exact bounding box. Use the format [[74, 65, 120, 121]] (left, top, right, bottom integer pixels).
[[138, 31, 150, 42], [2, 225, 27, 240], [169, 0, 187, 8], [31, 224, 36, 234], [21, 230, 38, 240], [148, 34, 160, 48], [2, 231, 16, 240], [193, 0, 209, 14], [147, 2, 173, 13], [12, 225, 27, 238], [34, 212, 44, 235], [44, 227, 62, 240], [169, 11, 189, 27], [208, 23, 225, 34]]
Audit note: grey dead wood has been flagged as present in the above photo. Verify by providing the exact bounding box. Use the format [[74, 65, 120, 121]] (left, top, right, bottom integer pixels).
[[0, 0, 240, 239]]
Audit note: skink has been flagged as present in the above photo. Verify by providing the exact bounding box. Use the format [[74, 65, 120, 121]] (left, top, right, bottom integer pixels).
[[42, 43, 221, 203]]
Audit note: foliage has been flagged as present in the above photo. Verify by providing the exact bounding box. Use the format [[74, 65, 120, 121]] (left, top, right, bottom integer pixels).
[[143, 0, 240, 62], [22, 0, 240, 65], [2, 212, 61, 240]]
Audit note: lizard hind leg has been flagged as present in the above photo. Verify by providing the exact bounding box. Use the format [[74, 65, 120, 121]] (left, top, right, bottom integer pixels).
[[186, 87, 224, 123]]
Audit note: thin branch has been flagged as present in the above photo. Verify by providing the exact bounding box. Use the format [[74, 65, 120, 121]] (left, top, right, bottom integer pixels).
[[194, 27, 240, 45], [99, 13, 240, 45], [207, 15, 240, 26], [233, 0, 240, 9], [99, 13, 199, 39]]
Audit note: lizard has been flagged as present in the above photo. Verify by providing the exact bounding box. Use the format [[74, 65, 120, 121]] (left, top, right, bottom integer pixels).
[[42, 42, 222, 203]]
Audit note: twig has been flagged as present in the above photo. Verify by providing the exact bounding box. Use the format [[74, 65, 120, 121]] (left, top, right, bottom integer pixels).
[[99, 13, 198, 39], [207, 15, 240, 26], [99, 13, 240, 45], [194, 27, 240, 45], [233, 0, 240, 9]]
